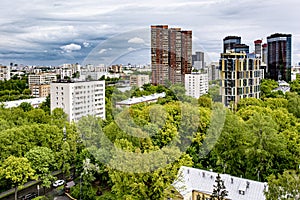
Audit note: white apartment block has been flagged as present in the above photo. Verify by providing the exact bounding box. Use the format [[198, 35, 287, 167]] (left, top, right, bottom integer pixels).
[[130, 75, 150, 87], [50, 81, 105, 122], [291, 64, 300, 81], [185, 73, 209, 99], [28, 73, 57, 86], [0, 65, 11, 81]]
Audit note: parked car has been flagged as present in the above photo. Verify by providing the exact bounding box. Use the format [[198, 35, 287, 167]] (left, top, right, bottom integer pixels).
[[53, 179, 65, 187], [18, 192, 37, 200]]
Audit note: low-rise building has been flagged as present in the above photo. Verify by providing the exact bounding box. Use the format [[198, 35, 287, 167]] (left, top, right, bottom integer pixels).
[[50, 80, 105, 122], [3, 97, 46, 108], [115, 92, 166, 108], [173, 166, 267, 200], [185, 73, 209, 99]]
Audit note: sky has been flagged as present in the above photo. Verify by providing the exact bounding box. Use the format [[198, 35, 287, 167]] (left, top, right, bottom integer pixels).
[[0, 0, 299, 66]]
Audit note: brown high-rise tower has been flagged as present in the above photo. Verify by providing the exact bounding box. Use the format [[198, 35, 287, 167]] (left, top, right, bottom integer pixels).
[[151, 25, 192, 86]]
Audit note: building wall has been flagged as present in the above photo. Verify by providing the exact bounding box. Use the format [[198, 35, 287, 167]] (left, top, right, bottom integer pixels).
[[267, 33, 292, 82], [151, 25, 192, 86], [185, 73, 209, 99], [0, 65, 11, 81], [30, 84, 50, 98], [50, 81, 105, 122], [220, 53, 262, 107], [130, 75, 150, 87]]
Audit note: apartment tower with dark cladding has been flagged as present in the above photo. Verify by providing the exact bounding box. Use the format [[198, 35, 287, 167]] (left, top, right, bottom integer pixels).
[[267, 33, 292, 82], [151, 25, 192, 86], [223, 36, 241, 53]]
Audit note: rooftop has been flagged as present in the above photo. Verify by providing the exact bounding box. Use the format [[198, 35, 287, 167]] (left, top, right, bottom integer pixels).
[[173, 166, 267, 200]]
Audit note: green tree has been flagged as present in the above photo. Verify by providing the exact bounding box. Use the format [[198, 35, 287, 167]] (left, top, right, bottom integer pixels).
[[210, 174, 228, 200], [25, 147, 55, 193], [265, 170, 300, 200], [0, 156, 36, 200]]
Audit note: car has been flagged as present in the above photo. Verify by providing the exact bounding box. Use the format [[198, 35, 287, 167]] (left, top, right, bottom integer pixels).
[[53, 179, 65, 187], [18, 192, 37, 200]]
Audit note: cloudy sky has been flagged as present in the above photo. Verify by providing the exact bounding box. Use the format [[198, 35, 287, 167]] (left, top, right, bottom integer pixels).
[[0, 0, 299, 66]]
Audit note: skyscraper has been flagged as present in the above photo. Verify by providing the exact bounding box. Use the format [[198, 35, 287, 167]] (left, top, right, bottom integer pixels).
[[254, 39, 263, 58], [223, 36, 241, 53], [192, 51, 205, 70], [151, 25, 192, 85], [267, 33, 292, 82], [262, 43, 268, 64]]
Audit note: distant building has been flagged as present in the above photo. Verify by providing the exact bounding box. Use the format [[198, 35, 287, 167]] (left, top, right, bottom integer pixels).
[[50, 80, 105, 122], [151, 25, 192, 86], [185, 73, 208, 99], [220, 52, 262, 106], [30, 84, 51, 98], [272, 80, 290, 94], [115, 92, 166, 108], [28, 73, 57, 86], [173, 166, 267, 200], [111, 65, 123, 73], [208, 62, 220, 81], [291, 64, 300, 81], [254, 39, 263, 58], [192, 51, 205, 70], [3, 98, 46, 109], [223, 36, 241, 53], [262, 43, 268, 64], [130, 75, 150, 87], [0, 65, 11, 81], [267, 33, 292, 82]]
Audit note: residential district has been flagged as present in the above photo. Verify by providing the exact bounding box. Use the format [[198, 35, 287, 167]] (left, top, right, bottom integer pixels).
[[0, 25, 299, 200]]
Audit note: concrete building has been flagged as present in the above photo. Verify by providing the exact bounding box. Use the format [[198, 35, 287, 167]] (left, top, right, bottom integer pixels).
[[291, 64, 300, 81], [3, 98, 46, 109], [28, 73, 57, 86], [254, 39, 263, 58], [173, 166, 267, 200], [151, 25, 192, 86], [185, 73, 208, 99], [50, 80, 105, 122], [0, 65, 11, 81], [267, 33, 292, 82], [262, 43, 268, 64], [208, 62, 220, 81], [220, 52, 262, 107], [30, 84, 51, 98], [192, 51, 205, 70], [130, 75, 150, 87]]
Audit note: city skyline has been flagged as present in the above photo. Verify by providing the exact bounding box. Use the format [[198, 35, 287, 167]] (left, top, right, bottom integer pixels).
[[0, 0, 299, 66]]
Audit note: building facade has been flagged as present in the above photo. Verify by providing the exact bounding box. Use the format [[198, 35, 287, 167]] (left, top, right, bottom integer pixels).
[[28, 73, 57, 86], [185, 73, 208, 99], [267, 33, 292, 82], [0, 65, 10, 81], [50, 81, 105, 122], [151, 25, 192, 86], [192, 51, 205, 70], [208, 62, 220, 81], [130, 74, 150, 87], [30, 84, 51, 98], [223, 36, 241, 53], [220, 52, 262, 106], [254, 39, 263, 58]]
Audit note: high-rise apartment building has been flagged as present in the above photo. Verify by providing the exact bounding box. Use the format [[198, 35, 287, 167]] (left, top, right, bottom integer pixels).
[[208, 62, 220, 81], [262, 43, 268, 64], [151, 25, 192, 86], [130, 74, 150, 87], [28, 73, 57, 86], [30, 84, 51, 98], [223, 36, 241, 53], [185, 73, 208, 99], [192, 51, 205, 70], [50, 80, 105, 122], [254, 39, 263, 58], [220, 52, 262, 106], [267, 33, 292, 82]]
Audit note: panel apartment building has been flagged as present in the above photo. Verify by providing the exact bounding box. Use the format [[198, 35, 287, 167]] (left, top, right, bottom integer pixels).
[[50, 80, 105, 122], [151, 25, 192, 86]]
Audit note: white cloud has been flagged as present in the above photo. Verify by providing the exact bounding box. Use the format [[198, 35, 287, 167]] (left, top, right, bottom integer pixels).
[[60, 43, 81, 53], [128, 37, 145, 44], [99, 49, 107, 54], [128, 47, 136, 51], [83, 42, 91, 48]]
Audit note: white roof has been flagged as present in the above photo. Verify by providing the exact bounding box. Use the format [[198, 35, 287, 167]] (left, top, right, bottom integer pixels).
[[173, 166, 267, 200], [116, 92, 166, 106], [2, 97, 46, 108]]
